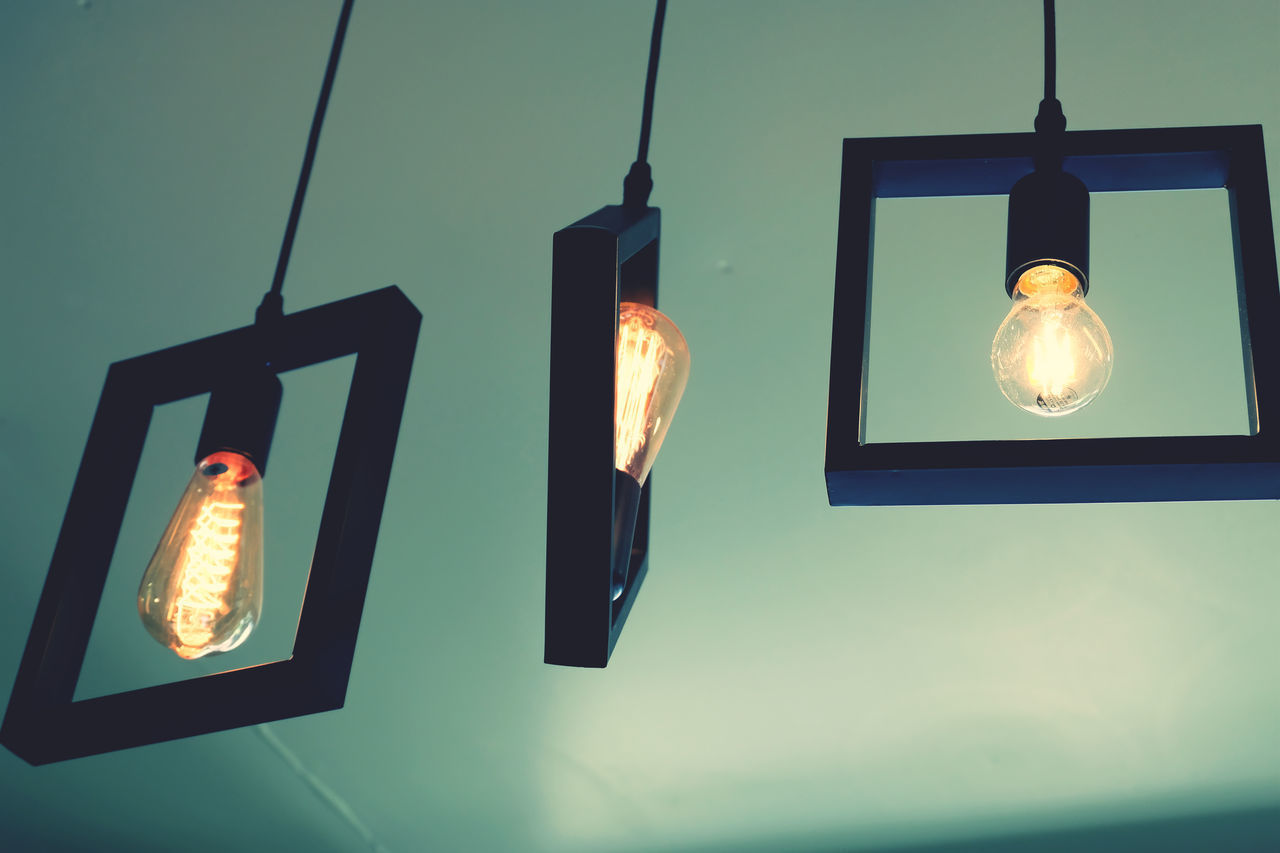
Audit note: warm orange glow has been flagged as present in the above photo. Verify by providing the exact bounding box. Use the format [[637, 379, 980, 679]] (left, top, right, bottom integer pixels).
[[1026, 317, 1076, 398], [138, 451, 264, 660], [613, 303, 691, 485], [1015, 264, 1079, 297], [169, 494, 245, 653], [992, 264, 1113, 417], [615, 313, 667, 477], [1015, 265, 1083, 406]]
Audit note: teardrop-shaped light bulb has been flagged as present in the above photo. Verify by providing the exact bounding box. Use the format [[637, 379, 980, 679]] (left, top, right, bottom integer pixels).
[[615, 302, 691, 485], [610, 302, 691, 600], [138, 451, 264, 659], [992, 264, 1113, 417]]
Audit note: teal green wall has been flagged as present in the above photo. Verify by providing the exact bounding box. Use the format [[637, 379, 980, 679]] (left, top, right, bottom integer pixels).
[[1, 2, 1278, 850]]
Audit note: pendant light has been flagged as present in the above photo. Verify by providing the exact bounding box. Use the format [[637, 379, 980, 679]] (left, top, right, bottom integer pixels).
[[824, 2, 1280, 507], [2, 0, 423, 764], [991, 0, 1113, 416], [129, 0, 363, 661], [545, 0, 691, 667], [137, 379, 279, 660]]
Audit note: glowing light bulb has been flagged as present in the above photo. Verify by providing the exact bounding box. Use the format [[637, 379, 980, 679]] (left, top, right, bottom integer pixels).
[[991, 264, 1113, 417], [615, 304, 691, 483], [138, 451, 264, 659], [610, 302, 690, 599]]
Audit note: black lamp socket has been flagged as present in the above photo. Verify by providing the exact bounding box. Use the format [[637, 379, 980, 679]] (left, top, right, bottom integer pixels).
[[1005, 168, 1090, 298], [195, 367, 283, 476]]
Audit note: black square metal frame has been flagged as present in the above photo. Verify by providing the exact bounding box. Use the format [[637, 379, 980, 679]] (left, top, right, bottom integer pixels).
[[1, 285, 421, 764], [546, 204, 660, 667], [827, 124, 1280, 506]]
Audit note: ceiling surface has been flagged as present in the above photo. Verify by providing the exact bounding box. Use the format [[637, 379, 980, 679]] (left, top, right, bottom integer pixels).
[[2, 1, 1279, 851]]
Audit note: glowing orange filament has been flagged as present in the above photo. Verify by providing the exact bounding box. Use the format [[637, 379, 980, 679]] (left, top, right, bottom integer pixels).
[[615, 314, 668, 476], [168, 493, 245, 655], [1027, 320, 1076, 396], [138, 450, 263, 659]]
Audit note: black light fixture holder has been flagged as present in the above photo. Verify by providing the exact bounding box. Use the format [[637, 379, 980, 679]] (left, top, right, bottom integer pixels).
[[1, 285, 420, 764], [546, 203, 660, 668], [826, 124, 1280, 506], [195, 362, 284, 474], [1005, 167, 1090, 296]]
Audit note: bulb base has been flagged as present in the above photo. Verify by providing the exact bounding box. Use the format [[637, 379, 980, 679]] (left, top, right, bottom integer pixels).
[[1009, 259, 1087, 298], [1005, 169, 1090, 297], [195, 367, 283, 476]]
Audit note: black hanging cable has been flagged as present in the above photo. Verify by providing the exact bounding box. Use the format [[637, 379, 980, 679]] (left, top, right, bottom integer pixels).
[[1043, 0, 1056, 102], [1034, 0, 1066, 137], [257, 0, 356, 324], [622, 0, 668, 209]]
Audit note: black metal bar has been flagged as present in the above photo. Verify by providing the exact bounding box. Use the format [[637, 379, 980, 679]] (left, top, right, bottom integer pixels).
[[17, 661, 318, 765], [293, 300, 419, 699], [546, 227, 622, 667], [1227, 127, 1279, 437], [6, 367, 151, 715], [827, 143, 876, 463], [827, 434, 1280, 506], [866, 127, 1239, 198]]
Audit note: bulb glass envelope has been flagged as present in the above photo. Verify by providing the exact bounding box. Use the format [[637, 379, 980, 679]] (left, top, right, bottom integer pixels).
[[546, 203, 661, 668], [0, 286, 420, 764], [826, 125, 1280, 506]]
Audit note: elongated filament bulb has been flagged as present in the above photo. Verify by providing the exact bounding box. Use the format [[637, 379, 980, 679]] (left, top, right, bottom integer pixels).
[[138, 451, 264, 660], [170, 495, 245, 650], [608, 303, 691, 600], [616, 313, 669, 478]]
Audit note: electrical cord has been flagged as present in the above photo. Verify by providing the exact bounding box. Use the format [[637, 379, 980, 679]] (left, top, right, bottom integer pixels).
[[622, 0, 668, 209], [1043, 0, 1056, 102], [257, 0, 357, 324], [1034, 0, 1067, 136]]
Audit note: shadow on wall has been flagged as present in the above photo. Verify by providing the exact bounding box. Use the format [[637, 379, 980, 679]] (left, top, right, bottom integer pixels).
[[669, 803, 1280, 853]]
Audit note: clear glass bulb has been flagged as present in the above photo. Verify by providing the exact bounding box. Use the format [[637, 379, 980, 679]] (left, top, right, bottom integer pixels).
[[610, 302, 690, 601], [615, 302, 691, 485], [137, 451, 264, 659], [991, 264, 1113, 417]]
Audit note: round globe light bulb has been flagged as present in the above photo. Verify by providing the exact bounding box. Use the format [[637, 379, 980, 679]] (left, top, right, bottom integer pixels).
[[991, 264, 1113, 417]]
